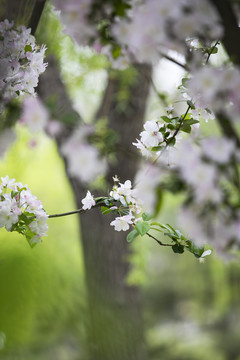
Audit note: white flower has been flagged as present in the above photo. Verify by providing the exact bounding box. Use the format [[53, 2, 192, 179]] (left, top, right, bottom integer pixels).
[[110, 180, 137, 206], [199, 249, 212, 263], [110, 214, 134, 231], [1, 175, 16, 189], [81, 191, 95, 210], [140, 119, 163, 148], [132, 139, 152, 158]]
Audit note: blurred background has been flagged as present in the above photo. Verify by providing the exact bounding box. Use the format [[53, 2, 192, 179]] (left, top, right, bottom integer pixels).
[[1, 4, 240, 360]]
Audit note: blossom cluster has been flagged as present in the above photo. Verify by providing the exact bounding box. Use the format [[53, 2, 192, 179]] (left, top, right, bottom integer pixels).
[[81, 178, 142, 232], [61, 124, 107, 184], [112, 0, 223, 64], [52, 0, 95, 45], [0, 176, 48, 246], [186, 66, 240, 122], [0, 19, 47, 114], [52, 0, 223, 67], [109, 179, 141, 231], [135, 130, 240, 259]]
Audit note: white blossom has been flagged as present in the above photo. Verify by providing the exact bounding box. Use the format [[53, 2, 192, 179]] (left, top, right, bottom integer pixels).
[[81, 191, 95, 210], [110, 214, 134, 231]]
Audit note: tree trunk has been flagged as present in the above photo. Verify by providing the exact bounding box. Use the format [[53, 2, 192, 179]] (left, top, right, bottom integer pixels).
[[38, 55, 151, 360]]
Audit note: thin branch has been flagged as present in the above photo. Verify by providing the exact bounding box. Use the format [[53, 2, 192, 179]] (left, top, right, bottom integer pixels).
[[159, 52, 188, 71], [206, 40, 220, 64], [146, 232, 173, 247], [166, 104, 191, 146], [48, 208, 86, 218], [48, 201, 105, 219]]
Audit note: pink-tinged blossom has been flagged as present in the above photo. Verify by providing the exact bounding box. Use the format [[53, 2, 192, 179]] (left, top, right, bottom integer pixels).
[[52, 0, 95, 45], [110, 214, 134, 232], [62, 142, 107, 183], [135, 164, 162, 214], [81, 191, 95, 210], [0, 176, 48, 244], [109, 0, 222, 65], [21, 96, 49, 133], [110, 180, 137, 206], [201, 137, 235, 164], [61, 125, 107, 184], [0, 20, 47, 113]]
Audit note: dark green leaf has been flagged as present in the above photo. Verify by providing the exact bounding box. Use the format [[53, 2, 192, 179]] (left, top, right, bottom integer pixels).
[[183, 119, 199, 126], [187, 100, 195, 109], [172, 243, 184, 254], [167, 124, 175, 130], [180, 124, 191, 133]]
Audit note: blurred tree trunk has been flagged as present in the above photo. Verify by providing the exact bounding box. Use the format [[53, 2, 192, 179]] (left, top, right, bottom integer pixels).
[[38, 55, 151, 360], [2, 2, 152, 358]]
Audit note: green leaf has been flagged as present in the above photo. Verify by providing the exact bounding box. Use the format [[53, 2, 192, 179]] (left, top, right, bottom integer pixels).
[[180, 124, 191, 133], [187, 100, 195, 109], [209, 46, 218, 54], [101, 206, 113, 215], [185, 240, 204, 258], [166, 223, 179, 236], [161, 116, 171, 123], [167, 137, 176, 146], [24, 44, 32, 53], [172, 243, 184, 254], [135, 221, 150, 236], [112, 45, 121, 59], [142, 213, 152, 221], [11, 191, 18, 199], [183, 119, 199, 126], [114, 2, 131, 16], [154, 186, 163, 216], [167, 124, 175, 130], [151, 145, 163, 151], [127, 229, 139, 243]]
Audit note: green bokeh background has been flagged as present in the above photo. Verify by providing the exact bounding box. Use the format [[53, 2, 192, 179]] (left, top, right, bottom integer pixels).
[[0, 128, 85, 356]]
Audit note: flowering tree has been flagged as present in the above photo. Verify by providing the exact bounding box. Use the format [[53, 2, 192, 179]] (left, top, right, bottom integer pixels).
[[1, 0, 240, 358]]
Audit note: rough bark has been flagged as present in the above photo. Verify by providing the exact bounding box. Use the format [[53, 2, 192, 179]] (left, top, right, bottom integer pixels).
[[38, 55, 151, 360]]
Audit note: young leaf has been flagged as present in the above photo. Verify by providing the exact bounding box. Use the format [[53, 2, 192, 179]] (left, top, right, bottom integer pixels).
[[135, 221, 150, 236], [101, 206, 113, 215], [161, 116, 171, 123], [142, 213, 152, 221], [127, 229, 139, 243]]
